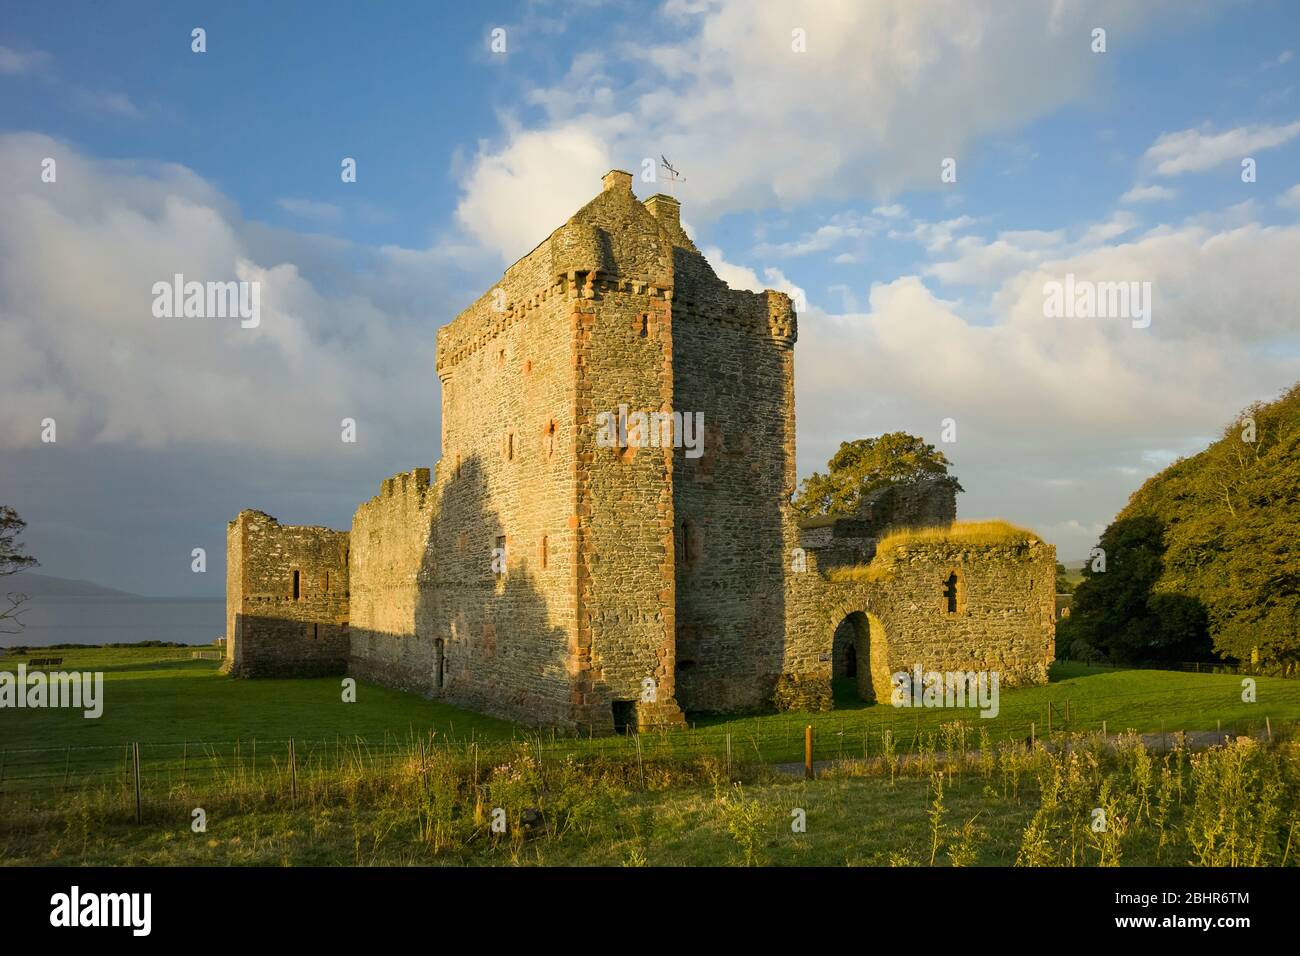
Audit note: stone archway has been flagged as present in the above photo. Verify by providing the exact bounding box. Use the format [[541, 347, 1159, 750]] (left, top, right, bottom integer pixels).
[[830, 609, 891, 704]]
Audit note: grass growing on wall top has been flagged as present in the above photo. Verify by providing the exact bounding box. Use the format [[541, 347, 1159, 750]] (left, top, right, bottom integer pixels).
[[829, 520, 1040, 583]]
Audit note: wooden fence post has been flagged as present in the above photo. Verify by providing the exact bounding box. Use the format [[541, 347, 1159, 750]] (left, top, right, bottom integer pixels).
[[132, 742, 143, 824], [805, 725, 813, 780]]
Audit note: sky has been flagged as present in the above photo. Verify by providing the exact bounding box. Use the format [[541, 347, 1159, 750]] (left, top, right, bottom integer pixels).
[[1, 0, 1298, 596]]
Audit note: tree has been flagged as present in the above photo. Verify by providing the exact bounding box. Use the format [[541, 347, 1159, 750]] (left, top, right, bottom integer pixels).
[[1, 506, 39, 634], [794, 432, 963, 518], [1054, 562, 1075, 594], [1062, 381, 1299, 670]]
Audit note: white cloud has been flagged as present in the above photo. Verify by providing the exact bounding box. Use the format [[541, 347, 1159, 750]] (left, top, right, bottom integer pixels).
[[1144, 121, 1300, 176], [753, 213, 877, 257], [1077, 211, 1140, 246], [1278, 184, 1300, 209], [1120, 184, 1177, 203], [794, 215, 1300, 558], [455, 122, 612, 262], [890, 215, 976, 253], [0, 133, 475, 454], [455, 0, 1186, 259]]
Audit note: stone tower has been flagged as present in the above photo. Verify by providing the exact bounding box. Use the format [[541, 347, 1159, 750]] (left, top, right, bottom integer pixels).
[[427, 170, 797, 731]]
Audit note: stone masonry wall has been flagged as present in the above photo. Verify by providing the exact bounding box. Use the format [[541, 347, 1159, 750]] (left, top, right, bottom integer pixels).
[[671, 230, 797, 713], [347, 468, 438, 694], [431, 186, 595, 727], [571, 173, 684, 731], [861, 540, 1056, 689], [781, 535, 1056, 711], [225, 510, 350, 677]]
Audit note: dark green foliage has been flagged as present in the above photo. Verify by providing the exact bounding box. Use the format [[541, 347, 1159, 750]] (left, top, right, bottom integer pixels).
[[794, 432, 962, 518], [1063, 382, 1300, 670]]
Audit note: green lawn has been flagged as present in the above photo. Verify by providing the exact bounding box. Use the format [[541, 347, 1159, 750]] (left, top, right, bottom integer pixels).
[[2, 647, 1297, 788], [4, 646, 1299, 866], [0, 647, 516, 751]]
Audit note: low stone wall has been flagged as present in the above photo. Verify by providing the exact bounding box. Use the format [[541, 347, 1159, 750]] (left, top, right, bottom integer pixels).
[[347, 469, 440, 695], [781, 531, 1056, 711], [225, 511, 350, 678]]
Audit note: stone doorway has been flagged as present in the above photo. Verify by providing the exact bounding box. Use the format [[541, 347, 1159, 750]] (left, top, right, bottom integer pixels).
[[831, 611, 890, 704]]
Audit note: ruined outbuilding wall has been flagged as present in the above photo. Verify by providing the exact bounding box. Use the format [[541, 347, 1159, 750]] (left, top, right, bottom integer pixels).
[[863, 539, 1056, 688], [781, 534, 1056, 710], [224, 510, 350, 677], [347, 469, 438, 694]]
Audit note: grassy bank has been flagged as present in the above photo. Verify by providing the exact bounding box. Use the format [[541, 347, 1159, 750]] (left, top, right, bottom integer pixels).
[[3, 731, 1297, 866]]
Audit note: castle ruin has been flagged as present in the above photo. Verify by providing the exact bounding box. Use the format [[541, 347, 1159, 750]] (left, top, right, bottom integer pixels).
[[225, 171, 1055, 733]]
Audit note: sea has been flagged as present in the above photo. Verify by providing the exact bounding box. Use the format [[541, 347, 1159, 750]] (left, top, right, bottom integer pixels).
[[7, 595, 224, 648]]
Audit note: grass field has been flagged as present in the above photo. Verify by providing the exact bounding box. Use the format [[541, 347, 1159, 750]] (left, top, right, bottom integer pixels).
[[4, 646, 1299, 866], [2, 646, 1298, 801], [3, 647, 1297, 760], [3, 726, 1297, 866]]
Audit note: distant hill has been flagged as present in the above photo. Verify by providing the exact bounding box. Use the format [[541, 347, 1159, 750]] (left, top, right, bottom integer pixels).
[[1, 572, 140, 598], [1062, 381, 1299, 669]]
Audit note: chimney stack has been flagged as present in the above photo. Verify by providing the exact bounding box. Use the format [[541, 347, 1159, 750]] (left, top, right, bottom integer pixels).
[[602, 169, 633, 192], [643, 193, 681, 230]]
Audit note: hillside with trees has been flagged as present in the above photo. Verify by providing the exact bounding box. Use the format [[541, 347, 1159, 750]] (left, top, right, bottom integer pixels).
[[1061, 382, 1300, 670]]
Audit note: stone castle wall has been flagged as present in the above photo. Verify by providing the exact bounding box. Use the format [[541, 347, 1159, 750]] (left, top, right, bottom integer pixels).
[[671, 245, 797, 713], [781, 534, 1056, 711], [861, 539, 1056, 689], [347, 468, 438, 693], [225, 510, 350, 677], [431, 232, 579, 728], [223, 171, 1055, 732]]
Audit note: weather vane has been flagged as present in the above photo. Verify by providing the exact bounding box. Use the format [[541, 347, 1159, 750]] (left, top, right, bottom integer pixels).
[[660, 155, 686, 196]]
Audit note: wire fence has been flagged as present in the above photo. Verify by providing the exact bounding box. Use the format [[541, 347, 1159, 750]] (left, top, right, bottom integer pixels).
[[2, 700, 1294, 813]]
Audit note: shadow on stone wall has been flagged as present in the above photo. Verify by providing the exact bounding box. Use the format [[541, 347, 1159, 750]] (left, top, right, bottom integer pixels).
[[411, 453, 581, 730], [670, 262, 791, 715]]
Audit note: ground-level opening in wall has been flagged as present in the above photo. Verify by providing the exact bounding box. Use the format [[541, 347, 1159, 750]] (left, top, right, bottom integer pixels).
[[611, 699, 636, 734], [831, 610, 890, 706]]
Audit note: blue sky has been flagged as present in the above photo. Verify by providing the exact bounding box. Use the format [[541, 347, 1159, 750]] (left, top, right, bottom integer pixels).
[[1, 0, 1298, 595]]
